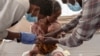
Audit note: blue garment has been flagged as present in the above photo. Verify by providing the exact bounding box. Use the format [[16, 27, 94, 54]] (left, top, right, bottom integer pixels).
[[67, 1, 81, 11], [20, 32, 37, 44], [25, 14, 38, 22]]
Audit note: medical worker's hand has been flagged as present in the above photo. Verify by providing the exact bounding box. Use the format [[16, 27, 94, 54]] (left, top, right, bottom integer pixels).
[[20, 32, 37, 44], [44, 37, 59, 44], [45, 28, 63, 37]]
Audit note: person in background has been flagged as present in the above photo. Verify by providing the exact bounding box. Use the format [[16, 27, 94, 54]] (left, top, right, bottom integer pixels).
[[44, 0, 100, 47], [22, 1, 70, 56], [0, 0, 53, 44], [62, 0, 82, 11]]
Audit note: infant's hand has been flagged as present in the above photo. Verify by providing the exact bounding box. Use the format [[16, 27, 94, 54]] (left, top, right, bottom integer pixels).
[[36, 35, 45, 44]]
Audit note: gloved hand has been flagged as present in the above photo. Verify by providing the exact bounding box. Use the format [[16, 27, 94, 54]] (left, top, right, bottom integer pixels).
[[20, 32, 37, 44], [44, 37, 59, 44]]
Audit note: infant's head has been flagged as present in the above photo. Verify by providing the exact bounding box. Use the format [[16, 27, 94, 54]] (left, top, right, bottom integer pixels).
[[36, 40, 57, 55]]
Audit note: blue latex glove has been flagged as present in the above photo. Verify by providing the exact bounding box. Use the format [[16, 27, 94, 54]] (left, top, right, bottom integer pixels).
[[20, 32, 37, 44]]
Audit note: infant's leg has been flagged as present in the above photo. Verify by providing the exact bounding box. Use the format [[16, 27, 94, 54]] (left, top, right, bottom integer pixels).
[[29, 46, 39, 56]]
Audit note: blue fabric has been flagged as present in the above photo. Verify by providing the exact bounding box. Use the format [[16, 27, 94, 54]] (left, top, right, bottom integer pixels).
[[67, 1, 81, 11], [20, 32, 37, 44]]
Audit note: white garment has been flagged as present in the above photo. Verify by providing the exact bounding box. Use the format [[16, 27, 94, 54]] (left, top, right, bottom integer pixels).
[[22, 51, 30, 56], [50, 46, 70, 56], [0, 0, 29, 40]]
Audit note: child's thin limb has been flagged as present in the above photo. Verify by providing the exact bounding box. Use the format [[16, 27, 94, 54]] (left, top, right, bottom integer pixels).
[[29, 46, 39, 56]]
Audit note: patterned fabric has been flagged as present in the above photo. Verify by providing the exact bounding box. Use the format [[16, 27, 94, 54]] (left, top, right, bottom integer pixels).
[[59, 0, 100, 47]]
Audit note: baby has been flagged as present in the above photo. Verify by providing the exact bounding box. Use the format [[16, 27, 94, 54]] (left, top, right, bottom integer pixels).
[[22, 1, 70, 56]]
